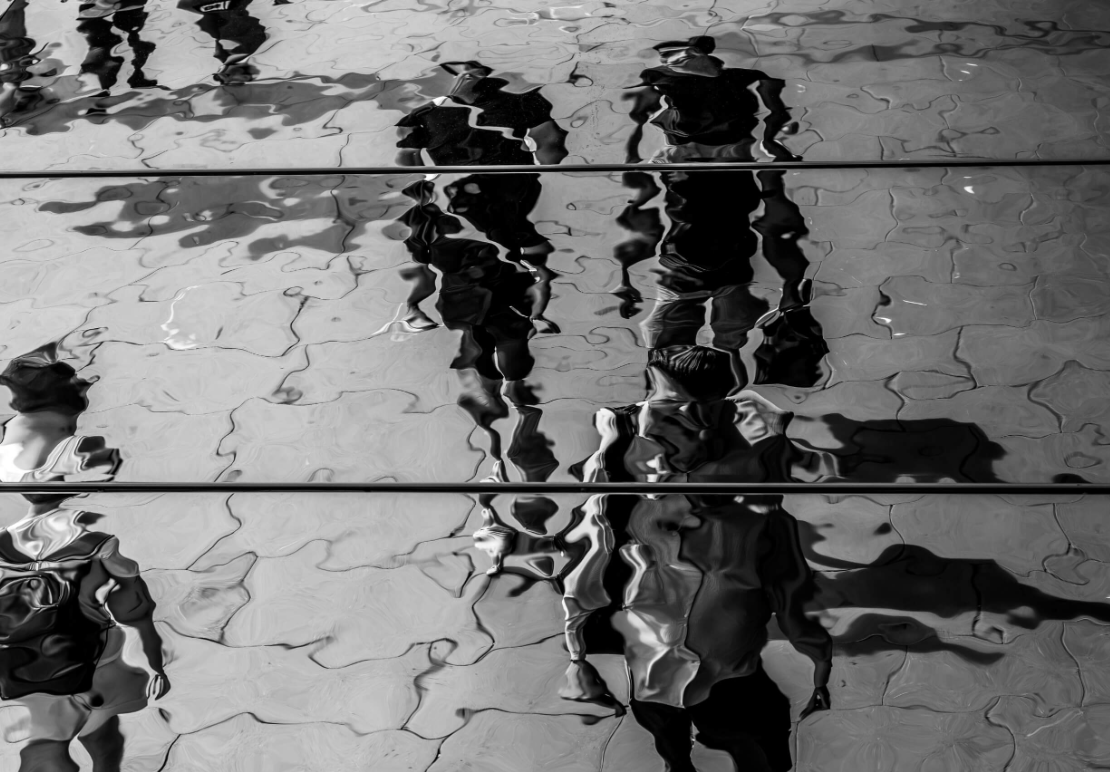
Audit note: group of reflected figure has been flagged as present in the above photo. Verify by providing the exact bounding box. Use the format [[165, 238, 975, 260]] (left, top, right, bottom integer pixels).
[[0, 33, 1107, 772], [0, 0, 274, 118]]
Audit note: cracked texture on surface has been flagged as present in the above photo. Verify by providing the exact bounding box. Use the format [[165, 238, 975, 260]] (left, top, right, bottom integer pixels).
[[3, 0, 1110, 167]]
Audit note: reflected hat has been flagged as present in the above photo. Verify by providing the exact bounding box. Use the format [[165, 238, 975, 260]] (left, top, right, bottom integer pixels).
[[653, 36, 716, 54]]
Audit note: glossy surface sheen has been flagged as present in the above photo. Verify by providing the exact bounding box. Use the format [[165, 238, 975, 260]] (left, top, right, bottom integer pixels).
[[0, 0, 1108, 168], [1, 0, 1110, 770], [1, 167, 1107, 485]]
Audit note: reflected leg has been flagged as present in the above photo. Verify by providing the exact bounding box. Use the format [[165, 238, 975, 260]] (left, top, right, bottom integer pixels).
[[612, 171, 664, 316], [113, 7, 158, 89], [399, 264, 439, 330], [689, 669, 793, 772], [76, 14, 124, 93], [78, 715, 124, 772], [629, 697, 697, 772], [197, 9, 266, 84], [709, 283, 769, 389], [19, 740, 80, 772], [754, 170, 810, 310]]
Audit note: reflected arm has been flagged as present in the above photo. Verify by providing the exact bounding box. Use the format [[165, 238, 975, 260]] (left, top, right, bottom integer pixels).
[[755, 76, 800, 161], [100, 539, 167, 677], [761, 513, 832, 690], [623, 86, 663, 163]]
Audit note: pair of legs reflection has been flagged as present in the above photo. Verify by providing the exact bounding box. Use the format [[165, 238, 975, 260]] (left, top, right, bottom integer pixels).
[[397, 179, 557, 482], [620, 169, 826, 388], [631, 667, 792, 772], [78, 0, 267, 99], [77, 2, 158, 95]]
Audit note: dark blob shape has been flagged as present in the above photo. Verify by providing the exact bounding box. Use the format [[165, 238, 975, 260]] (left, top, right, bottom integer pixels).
[[752, 306, 829, 388], [820, 415, 1006, 483], [396, 80, 556, 166], [0, 344, 90, 415], [630, 667, 792, 772], [509, 496, 558, 534], [832, 614, 1005, 665], [814, 544, 1110, 659]]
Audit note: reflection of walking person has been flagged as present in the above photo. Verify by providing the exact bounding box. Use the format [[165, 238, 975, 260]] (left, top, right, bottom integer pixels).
[[615, 36, 828, 388], [76, 0, 159, 99], [625, 35, 799, 163], [559, 346, 835, 771], [177, 0, 267, 84], [393, 61, 567, 483], [0, 345, 169, 772]]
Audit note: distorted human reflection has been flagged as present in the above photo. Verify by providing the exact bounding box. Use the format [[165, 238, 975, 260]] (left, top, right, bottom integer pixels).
[[392, 60, 566, 484], [614, 36, 827, 389], [75, 0, 159, 114], [0, 345, 169, 772], [1, 0, 1110, 768]]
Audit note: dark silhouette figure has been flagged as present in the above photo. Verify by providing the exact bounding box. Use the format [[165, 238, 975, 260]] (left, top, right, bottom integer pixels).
[[625, 35, 799, 164], [614, 37, 826, 388], [0, 344, 169, 772], [75, 0, 159, 107], [393, 61, 567, 483], [395, 180, 559, 485], [177, 0, 267, 84], [394, 60, 566, 334]]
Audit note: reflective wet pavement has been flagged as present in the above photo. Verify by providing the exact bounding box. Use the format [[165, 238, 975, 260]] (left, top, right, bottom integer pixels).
[[1, 1, 1110, 770]]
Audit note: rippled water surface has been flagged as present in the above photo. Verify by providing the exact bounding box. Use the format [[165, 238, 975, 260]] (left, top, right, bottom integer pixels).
[[2, 0, 1110, 770]]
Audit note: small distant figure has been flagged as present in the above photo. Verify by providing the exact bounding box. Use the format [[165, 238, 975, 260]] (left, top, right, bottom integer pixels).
[[626, 35, 799, 163], [177, 0, 266, 85], [0, 345, 169, 772]]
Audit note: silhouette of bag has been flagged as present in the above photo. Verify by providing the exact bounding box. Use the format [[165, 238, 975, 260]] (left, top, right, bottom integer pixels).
[[0, 532, 111, 699], [753, 306, 828, 388]]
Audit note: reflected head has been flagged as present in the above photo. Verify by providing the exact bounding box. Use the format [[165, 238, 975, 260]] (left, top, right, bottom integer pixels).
[[653, 36, 716, 67], [647, 345, 735, 400], [0, 344, 91, 415]]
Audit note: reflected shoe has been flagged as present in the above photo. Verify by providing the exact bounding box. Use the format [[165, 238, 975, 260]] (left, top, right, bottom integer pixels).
[[215, 63, 258, 85], [402, 308, 439, 332]]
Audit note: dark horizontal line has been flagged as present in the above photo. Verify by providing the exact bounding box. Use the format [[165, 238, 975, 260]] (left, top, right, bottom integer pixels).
[[5, 158, 1110, 179], [1, 482, 1105, 495]]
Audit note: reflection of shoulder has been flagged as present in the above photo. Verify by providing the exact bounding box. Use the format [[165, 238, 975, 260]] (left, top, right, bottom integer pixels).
[[729, 390, 792, 436]]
